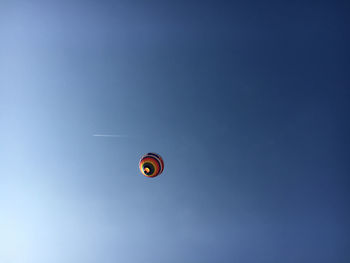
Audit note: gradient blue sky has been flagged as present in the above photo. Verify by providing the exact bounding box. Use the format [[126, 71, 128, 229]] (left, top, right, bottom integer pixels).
[[1, 1, 349, 262]]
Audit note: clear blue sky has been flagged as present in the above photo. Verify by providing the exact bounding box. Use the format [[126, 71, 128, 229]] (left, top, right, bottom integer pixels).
[[1, 0, 349, 262]]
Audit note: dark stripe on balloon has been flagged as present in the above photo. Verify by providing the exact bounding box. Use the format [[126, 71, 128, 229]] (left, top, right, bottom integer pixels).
[[146, 153, 163, 172]]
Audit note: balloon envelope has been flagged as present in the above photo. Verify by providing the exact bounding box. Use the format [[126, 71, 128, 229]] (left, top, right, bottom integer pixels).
[[139, 153, 164, 178]]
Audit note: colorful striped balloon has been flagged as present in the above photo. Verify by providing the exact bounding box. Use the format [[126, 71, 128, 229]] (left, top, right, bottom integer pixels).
[[139, 153, 164, 178]]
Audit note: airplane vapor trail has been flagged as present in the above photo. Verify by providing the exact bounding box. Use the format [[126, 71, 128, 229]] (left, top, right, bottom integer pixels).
[[93, 134, 128, 138]]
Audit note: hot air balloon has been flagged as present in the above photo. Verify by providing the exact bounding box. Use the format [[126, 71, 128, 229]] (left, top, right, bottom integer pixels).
[[139, 153, 164, 178]]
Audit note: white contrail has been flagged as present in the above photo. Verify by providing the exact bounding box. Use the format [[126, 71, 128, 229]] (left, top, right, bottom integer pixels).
[[93, 134, 128, 138]]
